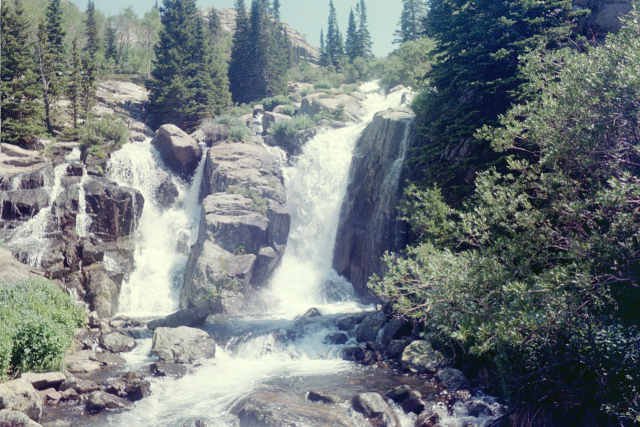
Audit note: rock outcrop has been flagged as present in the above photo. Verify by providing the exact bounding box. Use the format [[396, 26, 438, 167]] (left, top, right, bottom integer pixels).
[[300, 93, 363, 122], [151, 326, 216, 364], [181, 141, 289, 313], [0, 378, 43, 422], [152, 124, 203, 179], [333, 109, 415, 296]]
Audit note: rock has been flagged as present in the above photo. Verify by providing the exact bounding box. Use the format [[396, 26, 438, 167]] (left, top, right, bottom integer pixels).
[[148, 303, 219, 330], [0, 409, 42, 427], [84, 177, 144, 242], [151, 327, 216, 364], [0, 379, 43, 421], [155, 175, 179, 208], [251, 246, 281, 287], [84, 265, 121, 318], [300, 93, 363, 121], [324, 332, 348, 345], [351, 392, 397, 427], [298, 307, 321, 319], [0, 188, 50, 223], [306, 391, 338, 404], [64, 350, 102, 374], [85, 391, 131, 414], [19, 372, 65, 391], [264, 128, 316, 157], [100, 332, 136, 353], [71, 379, 100, 394], [401, 341, 446, 374], [253, 104, 264, 116], [104, 372, 151, 402], [415, 409, 440, 427], [150, 362, 187, 378], [387, 339, 410, 359], [195, 123, 230, 146], [340, 345, 377, 365], [436, 368, 469, 391], [377, 318, 413, 347], [0, 248, 43, 283], [333, 109, 415, 296], [152, 124, 202, 179], [262, 111, 292, 133], [38, 388, 61, 406], [59, 388, 79, 402], [90, 351, 127, 368], [355, 311, 387, 343], [465, 400, 494, 418], [386, 386, 425, 415], [336, 314, 365, 332], [273, 105, 295, 115]]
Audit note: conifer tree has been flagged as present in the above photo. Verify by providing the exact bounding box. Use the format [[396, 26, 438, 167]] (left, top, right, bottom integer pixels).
[[356, 0, 373, 59], [229, 0, 252, 103], [272, 0, 281, 21], [345, 8, 359, 62], [68, 37, 81, 129], [325, 0, 343, 69], [207, 7, 221, 39], [0, 0, 44, 146], [204, 7, 232, 114], [319, 28, 329, 66], [82, 0, 99, 120], [395, 0, 426, 43], [104, 22, 118, 68]]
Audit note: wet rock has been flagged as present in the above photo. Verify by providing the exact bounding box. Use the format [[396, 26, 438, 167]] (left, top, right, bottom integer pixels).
[[100, 332, 136, 353], [90, 351, 127, 368], [85, 391, 131, 414], [333, 109, 415, 296], [152, 124, 202, 179], [38, 388, 62, 406], [264, 128, 316, 157], [335, 314, 365, 332], [151, 326, 216, 364], [0, 378, 43, 421], [64, 351, 102, 375], [300, 93, 362, 121], [84, 177, 144, 242], [387, 340, 410, 359], [0, 188, 50, 222], [377, 318, 413, 347], [104, 372, 151, 402], [415, 409, 440, 427], [155, 175, 179, 208], [351, 392, 398, 427], [71, 379, 100, 394], [306, 391, 338, 404], [0, 409, 42, 427], [251, 246, 281, 287], [84, 265, 121, 318], [298, 307, 321, 319], [386, 386, 425, 415], [436, 368, 469, 392], [150, 362, 187, 378], [60, 388, 79, 402], [465, 400, 495, 418], [148, 303, 219, 330], [324, 332, 348, 345], [401, 340, 446, 374], [355, 311, 386, 343], [19, 372, 65, 391]]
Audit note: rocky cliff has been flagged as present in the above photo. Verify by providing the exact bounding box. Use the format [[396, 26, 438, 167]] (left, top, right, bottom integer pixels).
[[333, 109, 416, 297]]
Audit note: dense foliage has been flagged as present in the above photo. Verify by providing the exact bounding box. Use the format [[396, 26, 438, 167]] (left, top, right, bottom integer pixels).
[[374, 12, 640, 423], [320, 0, 372, 68], [0, 279, 85, 380]]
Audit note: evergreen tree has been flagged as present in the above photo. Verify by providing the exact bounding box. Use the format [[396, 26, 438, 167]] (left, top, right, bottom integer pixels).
[[104, 22, 118, 68], [395, 0, 427, 43], [272, 0, 281, 22], [356, 0, 373, 58], [413, 0, 578, 203], [82, 0, 99, 120], [204, 7, 232, 114], [147, 0, 221, 131], [68, 37, 81, 129], [325, 0, 343, 68], [265, 2, 291, 96], [207, 7, 221, 39], [38, 0, 66, 133], [0, 0, 44, 146], [319, 28, 329, 66], [345, 8, 359, 62], [229, 0, 252, 103]]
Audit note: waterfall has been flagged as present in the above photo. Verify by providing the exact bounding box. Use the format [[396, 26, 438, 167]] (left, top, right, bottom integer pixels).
[[266, 82, 407, 316], [107, 140, 206, 317]]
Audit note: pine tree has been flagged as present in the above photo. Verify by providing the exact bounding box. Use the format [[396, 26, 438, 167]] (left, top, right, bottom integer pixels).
[[37, 0, 66, 133], [207, 7, 221, 39], [0, 0, 44, 146], [356, 0, 373, 58], [68, 37, 81, 129], [345, 8, 359, 62], [325, 0, 343, 69], [229, 0, 252, 103], [204, 7, 232, 114], [147, 0, 220, 131], [82, 0, 99, 120], [396, 0, 427, 44], [319, 28, 329, 66], [105, 22, 118, 68], [272, 0, 281, 22]]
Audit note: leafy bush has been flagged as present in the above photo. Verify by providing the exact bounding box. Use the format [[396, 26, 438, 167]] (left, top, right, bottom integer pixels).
[[274, 104, 297, 116], [373, 12, 640, 423], [262, 95, 290, 111], [0, 279, 85, 379], [80, 115, 129, 159], [376, 38, 434, 90], [209, 114, 251, 143], [269, 115, 315, 140]]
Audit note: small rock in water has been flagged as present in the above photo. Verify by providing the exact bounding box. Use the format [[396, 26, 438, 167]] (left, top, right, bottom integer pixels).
[[416, 409, 440, 427], [151, 326, 216, 364], [299, 307, 322, 319], [85, 391, 131, 414], [386, 385, 425, 415], [39, 388, 62, 406], [104, 372, 151, 402], [100, 331, 136, 353], [351, 392, 397, 427], [436, 368, 469, 391], [324, 332, 348, 345], [306, 390, 338, 404], [150, 362, 188, 378]]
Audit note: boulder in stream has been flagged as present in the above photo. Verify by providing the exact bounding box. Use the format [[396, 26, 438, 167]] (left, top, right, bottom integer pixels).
[[151, 326, 216, 364], [152, 124, 202, 179], [0, 379, 43, 422]]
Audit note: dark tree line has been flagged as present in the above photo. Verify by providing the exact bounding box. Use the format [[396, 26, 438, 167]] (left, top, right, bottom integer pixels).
[[228, 0, 292, 104], [320, 0, 373, 69]]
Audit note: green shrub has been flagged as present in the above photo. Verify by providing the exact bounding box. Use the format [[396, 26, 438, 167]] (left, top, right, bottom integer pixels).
[[80, 115, 129, 159], [274, 104, 297, 116], [313, 81, 332, 90], [262, 95, 290, 111], [0, 279, 85, 379], [210, 114, 252, 143], [269, 115, 315, 140], [375, 37, 434, 91]]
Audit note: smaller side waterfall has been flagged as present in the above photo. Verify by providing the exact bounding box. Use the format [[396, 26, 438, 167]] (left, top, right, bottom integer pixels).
[[107, 140, 207, 316]]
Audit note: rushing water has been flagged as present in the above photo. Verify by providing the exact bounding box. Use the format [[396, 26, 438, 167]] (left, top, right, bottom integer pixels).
[[107, 141, 207, 316]]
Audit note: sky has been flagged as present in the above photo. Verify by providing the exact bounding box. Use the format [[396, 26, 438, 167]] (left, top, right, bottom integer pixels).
[[78, 0, 401, 57]]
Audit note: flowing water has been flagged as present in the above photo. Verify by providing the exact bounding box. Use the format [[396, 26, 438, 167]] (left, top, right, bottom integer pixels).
[[92, 83, 500, 427]]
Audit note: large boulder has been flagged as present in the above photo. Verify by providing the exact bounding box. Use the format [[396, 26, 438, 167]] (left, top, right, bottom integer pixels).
[[333, 109, 415, 297], [100, 332, 136, 353], [83, 264, 121, 318], [351, 392, 398, 427], [85, 391, 131, 414], [84, 177, 143, 242], [152, 124, 202, 179], [151, 326, 216, 364], [181, 142, 289, 313], [0, 409, 42, 427], [401, 340, 446, 374], [19, 372, 65, 391], [300, 93, 363, 121], [0, 379, 43, 421]]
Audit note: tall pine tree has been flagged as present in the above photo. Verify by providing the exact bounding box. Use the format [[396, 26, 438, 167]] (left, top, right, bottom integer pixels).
[[356, 0, 373, 59], [345, 9, 359, 62], [325, 0, 343, 69], [395, 0, 427, 44], [82, 0, 99, 120], [229, 0, 252, 103], [104, 22, 118, 68], [68, 37, 81, 130], [204, 7, 232, 114], [319, 28, 329, 66], [1, 0, 44, 146]]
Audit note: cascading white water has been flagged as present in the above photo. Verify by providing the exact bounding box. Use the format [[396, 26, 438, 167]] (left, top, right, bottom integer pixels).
[[266, 82, 407, 317], [107, 140, 206, 316]]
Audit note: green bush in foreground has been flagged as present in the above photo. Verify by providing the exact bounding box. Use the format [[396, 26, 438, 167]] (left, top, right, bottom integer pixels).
[[0, 279, 85, 380], [80, 115, 129, 159], [373, 11, 640, 424]]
